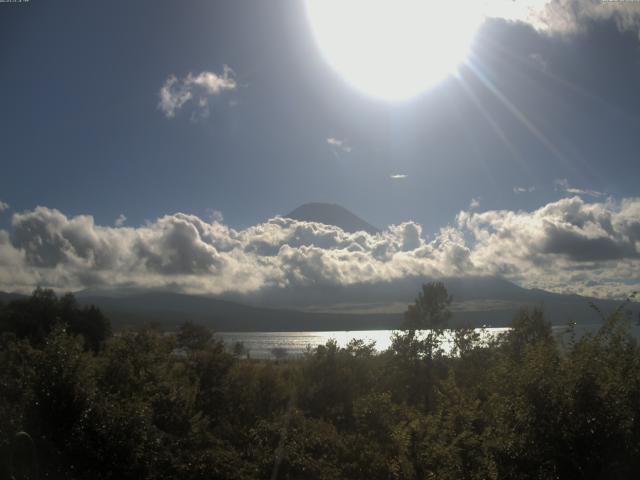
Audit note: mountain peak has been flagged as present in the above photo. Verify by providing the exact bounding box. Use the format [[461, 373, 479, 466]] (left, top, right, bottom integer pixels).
[[285, 203, 379, 235]]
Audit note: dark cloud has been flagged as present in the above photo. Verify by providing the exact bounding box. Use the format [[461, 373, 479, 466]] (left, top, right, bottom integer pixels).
[[540, 223, 638, 261], [487, 0, 640, 34], [134, 215, 224, 275]]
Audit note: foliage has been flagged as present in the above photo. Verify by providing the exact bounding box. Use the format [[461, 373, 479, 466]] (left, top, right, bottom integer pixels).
[[403, 281, 452, 331], [1, 284, 640, 479], [176, 321, 213, 351], [0, 288, 111, 352]]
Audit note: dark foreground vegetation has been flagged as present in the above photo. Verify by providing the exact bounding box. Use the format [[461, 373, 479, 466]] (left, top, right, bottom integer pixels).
[[1, 284, 639, 479]]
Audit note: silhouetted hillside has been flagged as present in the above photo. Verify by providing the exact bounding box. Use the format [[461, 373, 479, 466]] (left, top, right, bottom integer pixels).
[[76, 292, 402, 331], [226, 275, 640, 327], [3, 276, 637, 331], [0, 292, 28, 304]]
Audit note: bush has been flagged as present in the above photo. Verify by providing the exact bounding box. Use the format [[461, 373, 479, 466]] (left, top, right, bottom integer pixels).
[[1, 283, 640, 479]]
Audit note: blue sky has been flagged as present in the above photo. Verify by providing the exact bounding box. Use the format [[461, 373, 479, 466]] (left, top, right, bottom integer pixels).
[[1, 0, 640, 298], [2, 0, 638, 231]]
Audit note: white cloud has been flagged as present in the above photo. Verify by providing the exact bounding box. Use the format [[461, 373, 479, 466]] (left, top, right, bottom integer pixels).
[[457, 196, 640, 296], [326, 137, 352, 153], [555, 178, 604, 198], [0, 201, 9, 212], [1, 197, 639, 299], [207, 209, 224, 223], [390, 174, 408, 179], [115, 214, 127, 227], [159, 65, 237, 118], [514, 186, 536, 194], [469, 197, 481, 210]]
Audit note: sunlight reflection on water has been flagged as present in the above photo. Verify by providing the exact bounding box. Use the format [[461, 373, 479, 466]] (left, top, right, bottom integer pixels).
[[217, 324, 640, 359], [217, 328, 510, 359]]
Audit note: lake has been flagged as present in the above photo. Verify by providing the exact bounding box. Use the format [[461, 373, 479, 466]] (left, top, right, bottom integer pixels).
[[217, 324, 640, 359]]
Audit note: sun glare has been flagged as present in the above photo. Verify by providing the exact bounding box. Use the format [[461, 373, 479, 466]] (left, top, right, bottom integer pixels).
[[305, 0, 483, 100]]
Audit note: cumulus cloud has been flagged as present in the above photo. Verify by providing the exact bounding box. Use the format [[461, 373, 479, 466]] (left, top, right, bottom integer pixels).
[[0, 201, 9, 212], [326, 137, 352, 153], [1, 197, 639, 299], [457, 196, 640, 296], [390, 174, 408, 180], [158, 65, 237, 118], [469, 197, 481, 210], [115, 214, 126, 227], [514, 186, 536, 194], [0, 207, 468, 294], [206, 209, 224, 223], [484, 0, 640, 34]]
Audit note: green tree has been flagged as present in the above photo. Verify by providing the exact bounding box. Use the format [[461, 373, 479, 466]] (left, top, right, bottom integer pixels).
[[176, 321, 212, 351], [403, 281, 452, 331], [0, 289, 111, 352], [386, 282, 453, 410]]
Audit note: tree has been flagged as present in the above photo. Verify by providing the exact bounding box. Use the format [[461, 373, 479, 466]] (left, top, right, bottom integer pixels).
[[0, 288, 60, 346], [232, 341, 248, 358], [176, 321, 212, 351], [403, 282, 452, 331], [0, 289, 111, 352], [271, 347, 288, 362], [388, 282, 454, 410], [68, 305, 111, 352]]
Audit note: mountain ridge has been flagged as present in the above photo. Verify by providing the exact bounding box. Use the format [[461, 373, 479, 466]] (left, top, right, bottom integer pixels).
[[285, 202, 380, 234], [3, 275, 637, 331]]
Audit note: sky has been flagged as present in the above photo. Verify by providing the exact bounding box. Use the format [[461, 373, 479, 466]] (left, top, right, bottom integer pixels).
[[1, 0, 640, 299]]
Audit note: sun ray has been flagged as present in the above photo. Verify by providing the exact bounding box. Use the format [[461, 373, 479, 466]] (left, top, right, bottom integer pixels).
[[455, 69, 532, 177], [466, 54, 579, 178]]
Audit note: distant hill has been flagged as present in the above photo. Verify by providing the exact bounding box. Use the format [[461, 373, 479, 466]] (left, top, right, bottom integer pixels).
[[0, 292, 27, 304], [76, 292, 401, 331], [3, 276, 637, 331], [62, 285, 640, 330], [285, 203, 380, 234], [225, 275, 640, 328]]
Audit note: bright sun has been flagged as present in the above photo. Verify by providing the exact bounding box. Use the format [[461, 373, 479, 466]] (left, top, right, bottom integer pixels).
[[305, 0, 483, 101]]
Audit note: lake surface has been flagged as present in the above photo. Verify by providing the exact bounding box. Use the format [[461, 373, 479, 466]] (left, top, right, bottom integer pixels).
[[218, 328, 508, 359], [217, 324, 640, 359]]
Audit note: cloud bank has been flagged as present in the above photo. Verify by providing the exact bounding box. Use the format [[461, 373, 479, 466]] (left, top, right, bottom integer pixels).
[[1, 197, 639, 299], [159, 66, 237, 118], [457, 196, 640, 297]]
